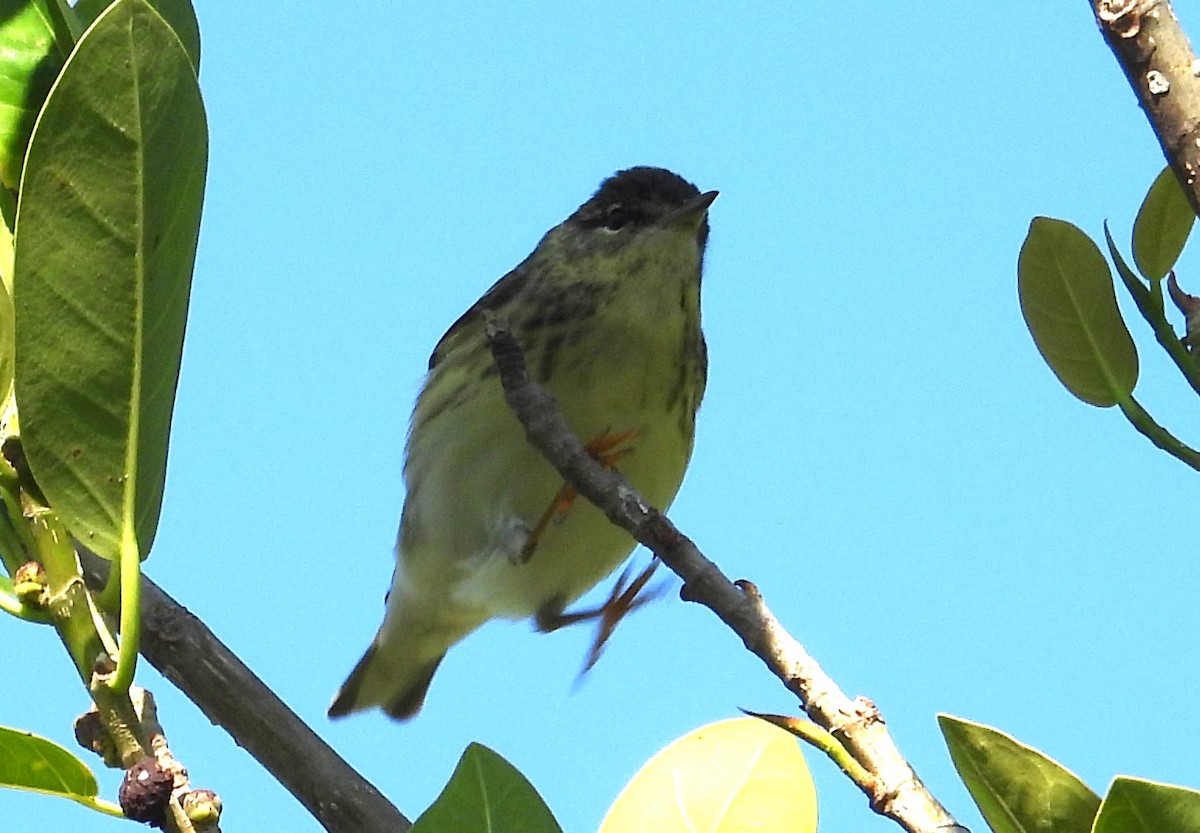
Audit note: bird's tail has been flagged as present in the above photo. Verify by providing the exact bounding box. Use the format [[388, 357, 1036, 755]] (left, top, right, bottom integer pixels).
[[329, 583, 486, 720], [327, 636, 445, 720]]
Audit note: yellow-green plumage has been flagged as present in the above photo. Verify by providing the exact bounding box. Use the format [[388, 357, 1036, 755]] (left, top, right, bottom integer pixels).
[[329, 167, 714, 720]]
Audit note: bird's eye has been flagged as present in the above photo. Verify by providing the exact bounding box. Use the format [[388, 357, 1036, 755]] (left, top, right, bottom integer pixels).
[[603, 204, 631, 231]]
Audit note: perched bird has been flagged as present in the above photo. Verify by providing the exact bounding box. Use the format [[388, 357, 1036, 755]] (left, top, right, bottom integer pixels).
[[329, 167, 716, 720]]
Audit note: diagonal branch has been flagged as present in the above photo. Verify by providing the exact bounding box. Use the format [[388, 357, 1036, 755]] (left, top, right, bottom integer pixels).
[[483, 312, 965, 833], [1090, 0, 1200, 214], [79, 550, 411, 833]]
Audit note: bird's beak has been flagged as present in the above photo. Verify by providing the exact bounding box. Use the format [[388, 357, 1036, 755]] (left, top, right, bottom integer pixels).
[[659, 190, 719, 231]]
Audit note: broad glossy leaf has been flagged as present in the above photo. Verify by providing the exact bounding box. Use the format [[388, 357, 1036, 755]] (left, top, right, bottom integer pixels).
[[1133, 167, 1194, 281], [0, 725, 100, 802], [599, 718, 818, 833], [412, 743, 561, 833], [75, 0, 200, 71], [940, 715, 1099, 833], [146, 0, 200, 71], [14, 0, 207, 560], [1018, 217, 1138, 407], [1095, 777, 1200, 833], [0, 0, 70, 190]]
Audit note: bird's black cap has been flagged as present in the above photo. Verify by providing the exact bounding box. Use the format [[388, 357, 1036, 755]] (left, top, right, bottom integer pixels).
[[568, 167, 710, 238]]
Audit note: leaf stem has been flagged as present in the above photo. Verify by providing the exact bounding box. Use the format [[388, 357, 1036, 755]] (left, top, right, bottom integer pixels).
[[77, 795, 126, 818], [1117, 394, 1200, 471], [0, 459, 39, 577], [0, 584, 51, 622], [1105, 224, 1200, 396], [745, 710, 874, 786], [107, 531, 141, 694]]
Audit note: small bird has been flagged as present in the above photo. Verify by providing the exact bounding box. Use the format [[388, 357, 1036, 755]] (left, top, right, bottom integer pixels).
[[329, 167, 716, 720]]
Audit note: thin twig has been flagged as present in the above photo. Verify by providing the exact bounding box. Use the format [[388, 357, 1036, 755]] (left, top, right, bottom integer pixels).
[[482, 313, 965, 833], [79, 551, 411, 833]]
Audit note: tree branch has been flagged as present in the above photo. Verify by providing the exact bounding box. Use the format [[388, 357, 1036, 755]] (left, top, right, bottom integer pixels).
[[1090, 0, 1200, 213], [482, 313, 965, 833], [79, 551, 411, 833]]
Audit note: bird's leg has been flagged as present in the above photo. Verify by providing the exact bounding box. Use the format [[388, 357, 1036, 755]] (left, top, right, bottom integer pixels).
[[517, 429, 637, 562], [535, 558, 667, 673]]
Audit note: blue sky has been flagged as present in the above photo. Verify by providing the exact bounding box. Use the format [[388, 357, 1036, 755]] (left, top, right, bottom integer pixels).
[[5, 2, 1199, 832]]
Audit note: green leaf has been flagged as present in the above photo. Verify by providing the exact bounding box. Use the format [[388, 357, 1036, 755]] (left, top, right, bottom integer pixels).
[[13, 0, 207, 560], [0, 0, 71, 190], [0, 202, 13, 410], [0, 725, 120, 816], [1018, 217, 1139, 407], [600, 718, 818, 833], [412, 743, 562, 833], [74, 0, 200, 70], [146, 0, 200, 72], [1095, 777, 1200, 833], [939, 715, 1100, 833], [1133, 167, 1195, 281], [0, 725, 97, 796], [0, 259, 12, 412]]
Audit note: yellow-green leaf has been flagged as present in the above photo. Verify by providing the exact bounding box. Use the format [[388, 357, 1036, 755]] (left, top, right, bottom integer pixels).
[[1095, 777, 1200, 833], [940, 715, 1100, 833], [0, 725, 121, 816], [1133, 167, 1194, 281], [600, 717, 817, 833], [0, 237, 12, 411], [1018, 217, 1138, 407], [412, 743, 561, 833]]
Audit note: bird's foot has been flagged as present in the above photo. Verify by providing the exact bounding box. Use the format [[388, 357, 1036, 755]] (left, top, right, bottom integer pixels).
[[535, 558, 666, 673]]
